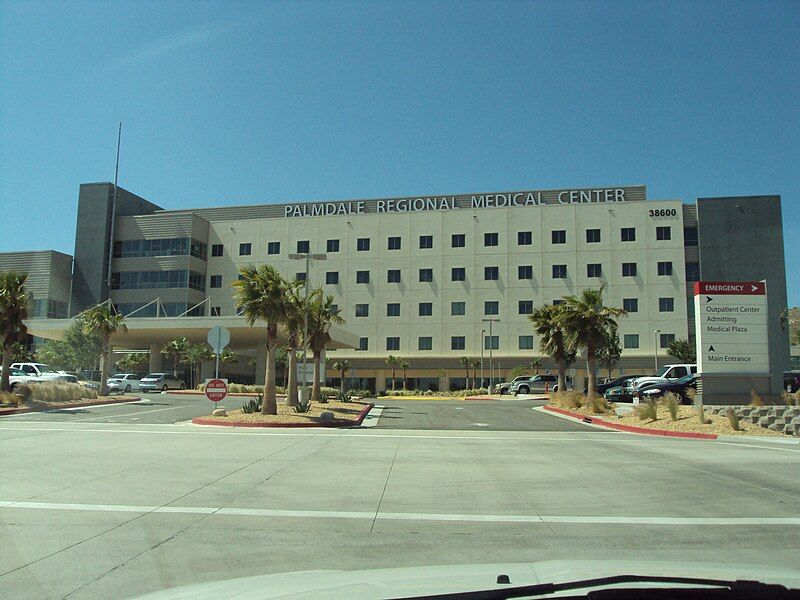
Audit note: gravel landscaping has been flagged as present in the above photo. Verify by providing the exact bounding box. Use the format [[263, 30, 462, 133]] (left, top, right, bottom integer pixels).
[[198, 400, 370, 425], [0, 395, 140, 415]]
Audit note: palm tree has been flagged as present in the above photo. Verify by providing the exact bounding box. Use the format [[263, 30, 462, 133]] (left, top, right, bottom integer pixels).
[[233, 264, 291, 415], [459, 356, 471, 389], [185, 343, 214, 388], [307, 291, 344, 402], [531, 358, 542, 375], [399, 359, 409, 390], [81, 304, 127, 396], [470, 359, 480, 389], [0, 271, 29, 393], [281, 282, 306, 407], [332, 359, 351, 394], [558, 288, 626, 398], [161, 338, 189, 377], [274, 347, 289, 388], [386, 355, 399, 391], [529, 304, 572, 393], [218, 348, 238, 378]]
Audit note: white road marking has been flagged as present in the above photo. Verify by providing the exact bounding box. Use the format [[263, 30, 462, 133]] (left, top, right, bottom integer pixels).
[[360, 405, 383, 427], [1, 499, 798, 526]]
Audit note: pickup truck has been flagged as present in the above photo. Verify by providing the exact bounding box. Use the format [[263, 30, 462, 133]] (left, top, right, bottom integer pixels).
[[11, 362, 70, 381], [785, 371, 800, 393], [629, 364, 697, 391], [0, 366, 44, 390]]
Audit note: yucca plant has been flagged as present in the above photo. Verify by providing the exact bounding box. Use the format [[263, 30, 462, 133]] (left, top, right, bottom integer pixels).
[[241, 396, 263, 413]]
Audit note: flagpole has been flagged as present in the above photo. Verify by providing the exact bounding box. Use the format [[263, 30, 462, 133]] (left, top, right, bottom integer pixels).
[[106, 122, 122, 294]]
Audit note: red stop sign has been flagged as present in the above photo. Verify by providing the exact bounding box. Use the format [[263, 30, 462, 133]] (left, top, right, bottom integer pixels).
[[205, 379, 228, 402]]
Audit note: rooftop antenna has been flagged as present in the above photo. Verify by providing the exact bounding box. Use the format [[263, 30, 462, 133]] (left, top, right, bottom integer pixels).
[[106, 122, 122, 292]]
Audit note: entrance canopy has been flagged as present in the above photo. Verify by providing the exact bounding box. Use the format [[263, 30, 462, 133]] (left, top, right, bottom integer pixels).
[[26, 315, 359, 351]]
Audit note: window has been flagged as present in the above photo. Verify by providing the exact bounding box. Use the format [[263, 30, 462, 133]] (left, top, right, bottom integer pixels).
[[356, 270, 370, 284], [267, 241, 280, 255], [517, 231, 532, 245], [357, 238, 370, 251], [330, 304, 338, 315], [355, 304, 369, 317], [296, 272, 306, 282], [484, 336, 499, 350], [684, 226, 698, 246], [418, 337, 432, 351], [621, 227, 636, 242], [211, 306, 221, 316], [386, 337, 400, 351], [518, 265, 533, 280], [586, 229, 601, 243], [519, 335, 534, 350], [387, 269, 401, 283], [656, 226, 671, 241], [239, 243, 252, 256], [297, 240, 310, 253], [623, 298, 639, 313], [484, 266, 499, 280], [518, 300, 533, 315], [551, 230, 566, 244], [484, 301, 499, 315], [209, 275, 222, 288], [419, 235, 433, 249], [484, 232, 498, 246], [451, 233, 466, 248], [418, 302, 433, 316], [388, 236, 401, 250], [357, 337, 368, 351], [387, 303, 400, 317], [113, 237, 207, 260], [110, 270, 206, 292], [624, 334, 640, 349], [419, 268, 433, 282], [451, 267, 466, 281], [660, 333, 676, 348], [211, 244, 223, 257], [327, 239, 340, 252], [622, 262, 637, 277], [325, 271, 339, 285], [659, 297, 675, 312], [451, 336, 465, 351], [657, 261, 673, 276], [587, 263, 602, 277], [552, 299, 564, 305], [451, 301, 465, 316], [686, 262, 700, 282], [552, 264, 567, 279]]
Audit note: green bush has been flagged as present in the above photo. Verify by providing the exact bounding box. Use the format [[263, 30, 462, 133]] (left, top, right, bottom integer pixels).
[[320, 386, 338, 397], [347, 388, 374, 398], [241, 396, 262, 413], [335, 390, 350, 403], [661, 392, 680, 421], [634, 400, 658, 421]]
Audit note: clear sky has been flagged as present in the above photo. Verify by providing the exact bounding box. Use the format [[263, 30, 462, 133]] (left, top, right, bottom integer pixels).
[[1, 1, 798, 304]]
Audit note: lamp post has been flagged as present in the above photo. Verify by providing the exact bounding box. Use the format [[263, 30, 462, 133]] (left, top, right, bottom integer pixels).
[[480, 328, 485, 389], [481, 318, 499, 393], [289, 252, 327, 403], [653, 329, 661, 372]]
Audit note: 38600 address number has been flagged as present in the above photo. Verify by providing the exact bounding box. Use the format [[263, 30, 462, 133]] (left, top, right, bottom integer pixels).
[[649, 209, 677, 217]]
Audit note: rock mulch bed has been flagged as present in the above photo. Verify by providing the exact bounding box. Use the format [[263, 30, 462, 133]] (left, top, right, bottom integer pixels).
[[196, 400, 370, 426]]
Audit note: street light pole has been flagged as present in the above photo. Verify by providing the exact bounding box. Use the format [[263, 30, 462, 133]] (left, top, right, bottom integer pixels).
[[289, 252, 327, 403], [654, 329, 661, 372], [480, 328, 485, 389], [482, 318, 499, 393]]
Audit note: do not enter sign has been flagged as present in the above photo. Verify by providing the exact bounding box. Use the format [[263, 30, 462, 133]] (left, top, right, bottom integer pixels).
[[205, 378, 228, 402]]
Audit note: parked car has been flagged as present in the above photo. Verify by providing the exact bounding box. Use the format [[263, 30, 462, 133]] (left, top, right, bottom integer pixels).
[[636, 374, 698, 404], [107, 373, 142, 393], [495, 376, 531, 395], [602, 377, 642, 403], [629, 364, 697, 390], [10, 362, 67, 381], [511, 374, 559, 395], [0, 366, 43, 390], [139, 373, 185, 392], [784, 371, 800, 393], [595, 375, 646, 396]]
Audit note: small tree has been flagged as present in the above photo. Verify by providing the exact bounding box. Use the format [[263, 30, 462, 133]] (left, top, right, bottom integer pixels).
[[597, 327, 622, 378], [81, 304, 127, 396], [116, 352, 148, 373], [400, 360, 409, 390], [667, 337, 696, 363], [470, 359, 480, 388], [510, 364, 528, 378], [386, 355, 399, 391], [185, 343, 213, 388], [459, 356, 471, 389], [161, 338, 189, 377], [333, 359, 351, 393], [36, 319, 102, 371]]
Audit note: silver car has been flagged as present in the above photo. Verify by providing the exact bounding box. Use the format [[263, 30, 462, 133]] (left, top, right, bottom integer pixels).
[[139, 373, 185, 392], [107, 373, 141, 393], [510, 374, 559, 395]]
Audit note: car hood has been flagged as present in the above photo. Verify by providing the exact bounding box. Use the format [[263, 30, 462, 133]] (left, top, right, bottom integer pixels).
[[631, 376, 669, 388], [128, 560, 800, 599]]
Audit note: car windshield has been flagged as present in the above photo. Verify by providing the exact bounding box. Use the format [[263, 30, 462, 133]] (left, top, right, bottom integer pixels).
[[35, 364, 56, 373], [144, 374, 163, 379], [654, 366, 671, 377]]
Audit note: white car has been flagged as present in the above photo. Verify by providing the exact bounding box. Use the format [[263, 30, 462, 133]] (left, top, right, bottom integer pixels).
[[0, 366, 43, 390], [106, 373, 141, 393], [630, 364, 697, 390], [10, 362, 67, 381]]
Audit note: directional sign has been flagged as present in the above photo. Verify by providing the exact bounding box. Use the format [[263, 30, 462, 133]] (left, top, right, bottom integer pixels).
[[204, 378, 228, 403], [207, 326, 230, 354], [693, 281, 769, 374]]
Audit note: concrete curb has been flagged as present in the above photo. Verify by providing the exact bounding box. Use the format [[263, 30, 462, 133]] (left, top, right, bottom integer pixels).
[[0, 396, 142, 416], [542, 405, 718, 440], [191, 403, 374, 428]]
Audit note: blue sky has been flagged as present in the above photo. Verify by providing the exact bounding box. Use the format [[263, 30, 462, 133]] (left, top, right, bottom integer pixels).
[[1, 1, 798, 304]]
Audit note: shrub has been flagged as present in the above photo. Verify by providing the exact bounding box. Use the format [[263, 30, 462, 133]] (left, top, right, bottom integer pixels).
[[27, 382, 91, 403], [320, 386, 337, 397], [241, 396, 262, 413], [335, 390, 350, 403], [348, 388, 374, 398], [749, 390, 765, 407], [634, 400, 657, 421], [781, 391, 798, 407], [587, 394, 612, 414], [293, 400, 311, 413], [0, 391, 20, 406], [13, 384, 33, 401], [661, 392, 680, 421], [698, 405, 706, 424], [726, 407, 741, 431], [197, 383, 205, 391]]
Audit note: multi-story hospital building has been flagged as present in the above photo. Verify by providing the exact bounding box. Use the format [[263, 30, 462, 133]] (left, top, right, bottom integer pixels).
[[5, 182, 790, 394]]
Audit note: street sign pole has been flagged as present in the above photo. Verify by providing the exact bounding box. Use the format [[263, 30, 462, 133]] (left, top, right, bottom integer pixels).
[[207, 326, 230, 382]]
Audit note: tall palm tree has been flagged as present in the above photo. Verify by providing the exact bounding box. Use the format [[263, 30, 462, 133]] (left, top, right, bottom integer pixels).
[[531, 358, 542, 375], [0, 271, 29, 393], [558, 288, 626, 398], [529, 304, 572, 393], [161, 338, 189, 377], [282, 282, 306, 407], [399, 359, 409, 390], [470, 359, 480, 389], [307, 291, 344, 402], [459, 356, 471, 389], [333, 359, 351, 394], [233, 264, 291, 415], [386, 355, 399, 391], [81, 304, 127, 396]]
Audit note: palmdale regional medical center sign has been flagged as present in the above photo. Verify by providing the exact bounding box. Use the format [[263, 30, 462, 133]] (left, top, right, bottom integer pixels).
[[284, 185, 645, 218], [694, 281, 769, 374]]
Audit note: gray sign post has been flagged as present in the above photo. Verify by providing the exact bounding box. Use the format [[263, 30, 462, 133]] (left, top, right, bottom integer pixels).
[[207, 326, 230, 379]]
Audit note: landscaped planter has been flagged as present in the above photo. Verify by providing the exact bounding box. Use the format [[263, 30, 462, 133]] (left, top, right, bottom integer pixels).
[[706, 405, 800, 436]]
